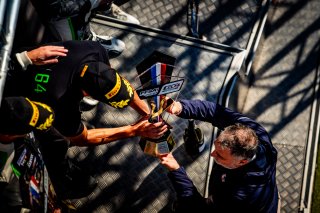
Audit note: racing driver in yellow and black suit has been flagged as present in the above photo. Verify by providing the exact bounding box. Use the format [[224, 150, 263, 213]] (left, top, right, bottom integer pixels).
[[3, 40, 168, 199]]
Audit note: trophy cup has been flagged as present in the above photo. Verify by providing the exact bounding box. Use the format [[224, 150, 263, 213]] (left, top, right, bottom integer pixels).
[[135, 51, 184, 156]]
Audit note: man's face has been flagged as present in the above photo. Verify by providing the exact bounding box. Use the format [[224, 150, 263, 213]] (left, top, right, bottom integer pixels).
[[210, 138, 247, 169]]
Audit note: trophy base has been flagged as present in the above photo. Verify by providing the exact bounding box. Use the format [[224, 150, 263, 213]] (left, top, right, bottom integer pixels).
[[139, 130, 175, 157]]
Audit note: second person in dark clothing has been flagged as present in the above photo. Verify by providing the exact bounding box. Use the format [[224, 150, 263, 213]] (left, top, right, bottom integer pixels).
[[159, 99, 279, 213]]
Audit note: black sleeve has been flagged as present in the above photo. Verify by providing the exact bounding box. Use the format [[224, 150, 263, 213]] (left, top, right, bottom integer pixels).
[[34, 127, 70, 161], [7, 57, 23, 74], [53, 103, 84, 137], [33, 127, 70, 179], [31, 0, 92, 21]]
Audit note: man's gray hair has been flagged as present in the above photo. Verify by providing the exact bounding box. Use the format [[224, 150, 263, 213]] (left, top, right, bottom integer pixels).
[[218, 123, 258, 160]]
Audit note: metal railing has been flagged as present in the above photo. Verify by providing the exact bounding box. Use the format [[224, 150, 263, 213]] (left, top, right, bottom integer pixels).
[[0, 0, 21, 106], [299, 55, 320, 213]]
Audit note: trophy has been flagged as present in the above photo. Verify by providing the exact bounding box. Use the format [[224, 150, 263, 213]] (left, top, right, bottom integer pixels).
[[135, 51, 184, 157]]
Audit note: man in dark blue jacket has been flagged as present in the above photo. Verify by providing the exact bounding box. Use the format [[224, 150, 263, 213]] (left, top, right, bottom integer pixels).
[[159, 99, 279, 213]]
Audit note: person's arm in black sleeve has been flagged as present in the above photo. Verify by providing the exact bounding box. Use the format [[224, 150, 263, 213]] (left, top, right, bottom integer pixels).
[[34, 127, 70, 171]]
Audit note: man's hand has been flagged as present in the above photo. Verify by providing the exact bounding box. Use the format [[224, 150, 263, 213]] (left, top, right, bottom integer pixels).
[[133, 116, 168, 139], [164, 98, 182, 115], [27, 46, 68, 65], [158, 153, 180, 171]]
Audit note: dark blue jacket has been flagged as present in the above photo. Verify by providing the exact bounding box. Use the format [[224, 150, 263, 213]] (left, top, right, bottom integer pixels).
[[168, 100, 278, 213]]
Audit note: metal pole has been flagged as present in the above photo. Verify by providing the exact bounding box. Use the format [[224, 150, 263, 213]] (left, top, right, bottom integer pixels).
[[0, 0, 7, 30], [0, 0, 21, 106]]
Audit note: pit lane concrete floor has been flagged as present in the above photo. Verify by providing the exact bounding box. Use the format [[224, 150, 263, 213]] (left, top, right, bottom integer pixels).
[[68, 0, 320, 212]]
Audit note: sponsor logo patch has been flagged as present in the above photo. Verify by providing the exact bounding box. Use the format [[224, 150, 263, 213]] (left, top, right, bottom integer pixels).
[[138, 88, 159, 98], [26, 98, 39, 127], [80, 65, 88, 77], [36, 114, 54, 131], [106, 73, 121, 99], [122, 78, 133, 97], [32, 101, 54, 130], [158, 79, 184, 95], [109, 99, 130, 108]]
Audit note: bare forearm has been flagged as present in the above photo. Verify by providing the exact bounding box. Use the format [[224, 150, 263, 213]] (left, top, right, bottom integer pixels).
[[130, 91, 149, 116], [69, 117, 167, 146], [83, 125, 137, 146]]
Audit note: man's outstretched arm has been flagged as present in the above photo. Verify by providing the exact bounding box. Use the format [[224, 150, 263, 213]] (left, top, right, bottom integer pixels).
[[68, 116, 168, 146]]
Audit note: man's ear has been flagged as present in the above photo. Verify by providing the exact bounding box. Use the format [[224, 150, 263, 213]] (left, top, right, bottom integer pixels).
[[239, 158, 249, 166]]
